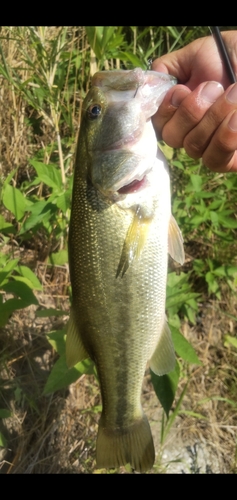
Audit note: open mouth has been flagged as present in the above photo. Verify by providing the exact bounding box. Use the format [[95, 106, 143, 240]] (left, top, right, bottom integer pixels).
[[117, 176, 146, 195]]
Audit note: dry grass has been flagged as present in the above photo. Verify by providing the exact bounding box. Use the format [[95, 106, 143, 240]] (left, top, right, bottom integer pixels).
[[0, 26, 89, 184]]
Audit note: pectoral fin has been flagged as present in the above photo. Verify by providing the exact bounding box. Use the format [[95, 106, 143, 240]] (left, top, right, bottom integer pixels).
[[168, 214, 185, 265], [66, 308, 89, 368], [116, 206, 151, 278], [149, 320, 175, 375]]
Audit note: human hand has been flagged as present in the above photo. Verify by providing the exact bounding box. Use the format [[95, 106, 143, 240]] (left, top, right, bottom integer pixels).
[[152, 31, 237, 172]]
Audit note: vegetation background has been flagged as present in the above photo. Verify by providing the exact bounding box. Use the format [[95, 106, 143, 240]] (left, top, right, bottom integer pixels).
[[0, 26, 237, 473]]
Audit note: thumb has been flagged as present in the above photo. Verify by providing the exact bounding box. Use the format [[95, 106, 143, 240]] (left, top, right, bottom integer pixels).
[[151, 61, 169, 74]]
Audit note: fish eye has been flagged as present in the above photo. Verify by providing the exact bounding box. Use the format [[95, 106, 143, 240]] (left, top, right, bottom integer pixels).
[[88, 104, 102, 119]]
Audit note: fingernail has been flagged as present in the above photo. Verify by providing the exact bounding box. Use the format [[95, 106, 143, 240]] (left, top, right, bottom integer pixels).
[[200, 82, 224, 103], [226, 83, 237, 104], [228, 110, 237, 131], [171, 87, 190, 107]]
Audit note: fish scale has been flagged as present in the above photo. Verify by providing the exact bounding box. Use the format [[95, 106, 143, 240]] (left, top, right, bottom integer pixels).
[[66, 68, 184, 472]]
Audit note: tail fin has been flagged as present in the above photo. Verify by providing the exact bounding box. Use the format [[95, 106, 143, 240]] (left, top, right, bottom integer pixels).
[[96, 414, 155, 473]]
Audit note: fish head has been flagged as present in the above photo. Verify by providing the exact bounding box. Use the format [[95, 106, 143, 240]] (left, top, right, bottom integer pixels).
[[79, 68, 176, 200]]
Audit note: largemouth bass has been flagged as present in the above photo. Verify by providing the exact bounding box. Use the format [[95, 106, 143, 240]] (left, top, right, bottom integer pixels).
[[66, 68, 184, 472]]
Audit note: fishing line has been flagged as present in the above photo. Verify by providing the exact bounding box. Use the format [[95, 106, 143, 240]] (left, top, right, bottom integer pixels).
[[210, 26, 237, 84], [134, 85, 139, 97]]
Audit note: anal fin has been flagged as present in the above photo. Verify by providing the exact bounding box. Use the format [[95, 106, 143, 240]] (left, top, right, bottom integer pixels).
[[149, 320, 175, 375], [66, 308, 89, 368]]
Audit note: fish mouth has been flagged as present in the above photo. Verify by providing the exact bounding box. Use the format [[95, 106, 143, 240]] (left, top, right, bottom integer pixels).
[[117, 175, 147, 195]]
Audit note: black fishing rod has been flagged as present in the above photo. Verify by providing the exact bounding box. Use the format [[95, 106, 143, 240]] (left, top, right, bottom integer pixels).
[[210, 26, 236, 84]]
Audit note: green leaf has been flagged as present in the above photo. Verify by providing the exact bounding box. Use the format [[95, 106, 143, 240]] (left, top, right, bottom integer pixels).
[[0, 298, 30, 327], [13, 275, 42, 291], [117, 51, 144, 68], [30, 160, 62, 190], [210, 211, 219, 224], [48, 250, 68, 266], [218, 214, 237, 228], [85, 26, 103, 59], [101, 26, 116, 50], [214, 265, 237, 278], [55, 191, 71, 212], [0, 409, 11, 418], [190, 174, 203, 192], [2, 185, 28, 221], [46, 329, 67, 355], [189, 214, 207, 225], [167, 271, 190, 289], [1, 258, 19, 274], [166, 292, 199, 310], [15, 265, 43, 290], [172, 160, 184, 170], [224, 335, 237, 350], [20, 201, 58, 234], [0, 432, 7, 447], [0, 258, 19, 286], [170, 326, 201, 365], [0, 214, 15, 233], [43, 354, 94, 394], [1, 281, 38, 306], [150, 360, 180, 418], [24, 200, 48, 216], [185, 307, 196, 325], [1, 167, 18, 189]]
